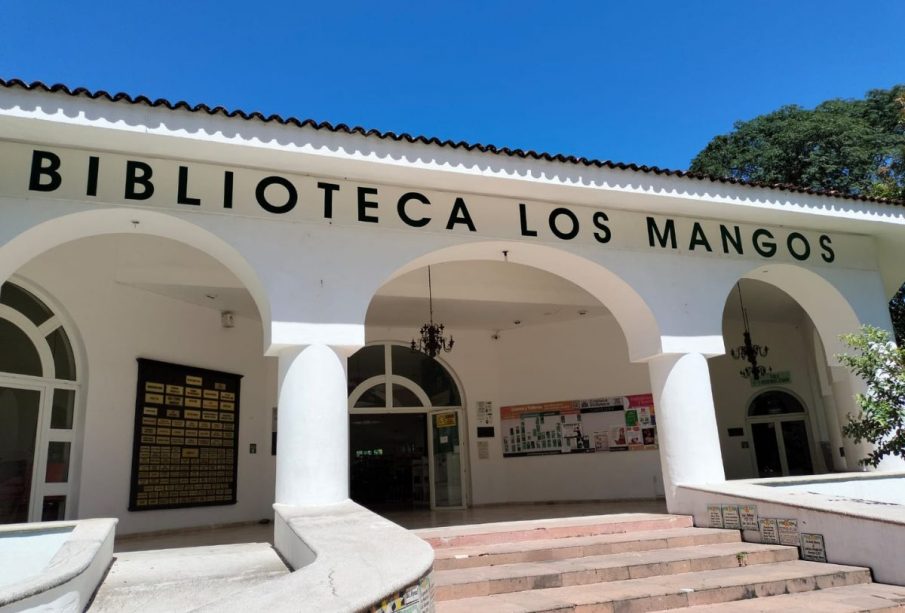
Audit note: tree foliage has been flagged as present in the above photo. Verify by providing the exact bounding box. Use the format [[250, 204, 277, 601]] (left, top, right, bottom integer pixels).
[[837, 326, 905, 467], [690, 85, 905, 201]]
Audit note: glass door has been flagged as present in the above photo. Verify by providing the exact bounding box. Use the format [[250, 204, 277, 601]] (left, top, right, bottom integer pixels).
[[430, 409, 464, 509], [0, 385, 42, 523], [750, 417, 814, 477]]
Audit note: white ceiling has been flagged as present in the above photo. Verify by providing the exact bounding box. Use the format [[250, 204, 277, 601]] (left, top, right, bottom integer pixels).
[[97, 235, 805, 330]]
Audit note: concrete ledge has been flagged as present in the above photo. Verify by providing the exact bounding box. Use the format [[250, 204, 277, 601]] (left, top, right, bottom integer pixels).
[[675, 473, 905, 585], [193, 500, 435, 612], [0, 518, 117, 613]]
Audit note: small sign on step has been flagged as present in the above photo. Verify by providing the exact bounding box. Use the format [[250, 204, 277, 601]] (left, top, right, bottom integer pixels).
[[760, 518, 779, 544], [708, 504, 724, 528], [721, 505, 741, 530], [777, 518, 801, 547], [739, 504, 759, 531], [800, 533, 827, 563]]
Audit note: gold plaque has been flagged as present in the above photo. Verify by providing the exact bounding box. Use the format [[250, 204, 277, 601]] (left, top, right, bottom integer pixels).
[[145, 382, 165, 393], [184, 410, 201, 420], [145, 393, 164, 404], [203, 389, 219, 400], [202, 399, 219, 410], [185, 387, 202, 398], [184, 397, 201, 408], [186, 375, 203, 386]]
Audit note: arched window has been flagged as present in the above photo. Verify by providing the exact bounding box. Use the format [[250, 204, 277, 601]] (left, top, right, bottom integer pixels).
[[748, 390, 806, 417], [348, 344, 461, 409], [0, 281, 81, 524]]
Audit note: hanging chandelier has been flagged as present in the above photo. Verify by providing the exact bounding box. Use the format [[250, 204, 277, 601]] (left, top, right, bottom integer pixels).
[[729, 282, 771, 381], [411, 266, 454, 358]]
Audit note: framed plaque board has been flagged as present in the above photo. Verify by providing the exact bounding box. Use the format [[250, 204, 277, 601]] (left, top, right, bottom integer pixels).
[[129, 358, 242, 511]]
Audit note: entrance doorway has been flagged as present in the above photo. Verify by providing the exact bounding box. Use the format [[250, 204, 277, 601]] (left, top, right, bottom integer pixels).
[[0, 281, 81, 523], [747, 390, 815, 477], [348, 343, 466, 511]]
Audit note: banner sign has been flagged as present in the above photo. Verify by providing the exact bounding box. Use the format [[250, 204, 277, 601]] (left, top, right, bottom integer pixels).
[[501, 394, 656, 457], [129, 358, 242, 511]]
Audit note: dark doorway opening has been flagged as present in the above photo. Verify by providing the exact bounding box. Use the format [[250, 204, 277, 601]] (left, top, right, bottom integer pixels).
[[350, 413, 429, 512]]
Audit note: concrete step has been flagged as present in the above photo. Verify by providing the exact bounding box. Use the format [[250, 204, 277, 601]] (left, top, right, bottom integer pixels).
[[415, 513, 693, 549], [669, 582, 905, 611], [434, 527, 741, 571], [88, 542, 289, 612], [434, 560, 873, 612], [434, 541, 798, 600]]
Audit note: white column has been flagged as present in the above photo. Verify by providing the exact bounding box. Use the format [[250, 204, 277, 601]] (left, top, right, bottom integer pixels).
[[275, 344, 349, 506], [820, 393, 848, 472], [648, 353, 725, 512]]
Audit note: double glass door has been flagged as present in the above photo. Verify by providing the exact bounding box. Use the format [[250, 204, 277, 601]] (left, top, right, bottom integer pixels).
[[750, 418, 814, 477]]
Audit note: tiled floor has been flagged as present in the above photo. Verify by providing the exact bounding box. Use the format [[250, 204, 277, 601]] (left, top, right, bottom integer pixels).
[[113, 499, 666, 552]]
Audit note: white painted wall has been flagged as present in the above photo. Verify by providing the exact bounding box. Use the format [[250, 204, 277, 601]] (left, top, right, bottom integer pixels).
[[367, 315, 664, 505], [18, 237, 277, 535]]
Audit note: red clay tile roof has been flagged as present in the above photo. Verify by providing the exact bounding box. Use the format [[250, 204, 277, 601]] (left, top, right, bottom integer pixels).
[[2, 78, 902, 207]]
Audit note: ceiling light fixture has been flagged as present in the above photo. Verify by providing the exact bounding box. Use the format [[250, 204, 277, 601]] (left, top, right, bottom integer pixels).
[[730, 282, 771, 381], [411, 266, 454, 358]]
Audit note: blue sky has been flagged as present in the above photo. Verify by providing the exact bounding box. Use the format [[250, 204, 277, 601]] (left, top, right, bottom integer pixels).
[[2, 1, 903, 170]]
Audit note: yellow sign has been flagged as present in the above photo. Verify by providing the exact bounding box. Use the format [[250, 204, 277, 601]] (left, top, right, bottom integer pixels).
[[435, 413, 457, 428]]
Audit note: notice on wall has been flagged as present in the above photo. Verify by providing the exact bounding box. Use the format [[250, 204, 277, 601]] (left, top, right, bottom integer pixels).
[[476, 401, 495, 438], [721, 505, 741, 530], [777, 519, 801, 547], [800, 533, 827, 563], [501, 394, 656, 457], [708, 505, 724, 529], [477, 441, 490, 460], [760, 518, 779, 544], [739, 505, 759, 531], [129, 359, 242, 511]]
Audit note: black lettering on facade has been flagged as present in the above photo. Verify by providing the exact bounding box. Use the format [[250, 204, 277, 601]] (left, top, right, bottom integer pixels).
[[29, 150, 62, 192], [518, 203, 538, 237], [689, 222, 712, 252], [255, 176, 297, 214], [446, 197, 476, 231], [592, 211, 611, 244], [357, 187, 379, 223], [86, 156, 99, 197], [819, 235, 835, 263], [752, 228, 777, 258], [125, 161, 155, 200], [548, 207, 579, 240], [719, 225, 743, 255], [646, 217, 677, 249], [177, 166, 201, 206], [317, 182, 340, 219], [223, 171, 234, 209], [787, 232, 811, 261], [397, 192, 431, 228]]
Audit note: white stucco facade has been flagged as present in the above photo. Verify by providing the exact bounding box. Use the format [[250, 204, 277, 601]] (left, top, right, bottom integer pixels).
[[1, 81, 904, 535]]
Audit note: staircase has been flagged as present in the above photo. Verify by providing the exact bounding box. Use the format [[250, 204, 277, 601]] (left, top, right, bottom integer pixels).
[[414, 513, 905, 612]]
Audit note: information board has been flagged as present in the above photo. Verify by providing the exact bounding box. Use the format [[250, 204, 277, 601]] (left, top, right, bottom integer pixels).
[[129, 359, 242, 511], [501, 394, 656, 457]]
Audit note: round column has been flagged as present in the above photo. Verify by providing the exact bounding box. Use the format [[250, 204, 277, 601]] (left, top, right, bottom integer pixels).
[[648, 353, 725, 512], [275, 344, 349, 506]]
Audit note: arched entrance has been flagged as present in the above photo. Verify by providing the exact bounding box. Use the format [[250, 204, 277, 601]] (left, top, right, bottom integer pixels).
[[348, 342, 465, 511], [0, 279, 82, 523], [747, 390, 816, 477]]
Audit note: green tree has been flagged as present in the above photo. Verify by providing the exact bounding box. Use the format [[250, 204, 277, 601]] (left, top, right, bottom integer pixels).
[[837, 325, 905, 467], [690, 85, 905, 201]]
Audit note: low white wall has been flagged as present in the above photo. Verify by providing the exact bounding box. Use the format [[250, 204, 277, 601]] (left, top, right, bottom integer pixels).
[[675, 475, 905, 585], [20, 237, 277, 535]]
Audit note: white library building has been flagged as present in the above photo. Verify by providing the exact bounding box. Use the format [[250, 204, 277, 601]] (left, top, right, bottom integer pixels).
[[2, 78, 905, 611]]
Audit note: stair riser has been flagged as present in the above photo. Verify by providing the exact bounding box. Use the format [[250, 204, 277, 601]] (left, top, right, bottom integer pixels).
[[435, 532, 740, 571], [426, 517, 694, 549], [456, 570, 874, 613], [435, 549, 800, 600]]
